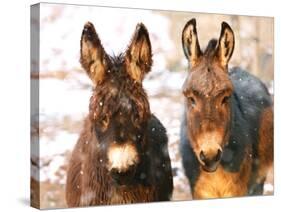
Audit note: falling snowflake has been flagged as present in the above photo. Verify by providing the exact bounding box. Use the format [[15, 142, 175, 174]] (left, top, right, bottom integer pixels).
[[140, 173, 146, 179]]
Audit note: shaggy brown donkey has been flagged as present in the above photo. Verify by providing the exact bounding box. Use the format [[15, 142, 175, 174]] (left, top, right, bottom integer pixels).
[[65, 22, 173, 207], [180, 19, 273, 199]]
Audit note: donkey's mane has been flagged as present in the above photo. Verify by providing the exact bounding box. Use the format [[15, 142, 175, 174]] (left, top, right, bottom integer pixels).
[[108, 53, 125, 66], [203, 39, 218, 56]]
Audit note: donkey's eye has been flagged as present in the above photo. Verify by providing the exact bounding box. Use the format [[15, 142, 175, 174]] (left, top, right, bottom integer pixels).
[[187, 97, 196, 107], [222, 96, 230, 105]]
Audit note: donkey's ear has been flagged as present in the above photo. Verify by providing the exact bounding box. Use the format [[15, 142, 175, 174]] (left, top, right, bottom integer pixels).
[[125, 23, 152, 83], [80, 22, 108, 84], [216, 22, 235, 67], [182, 18, 202, 67]]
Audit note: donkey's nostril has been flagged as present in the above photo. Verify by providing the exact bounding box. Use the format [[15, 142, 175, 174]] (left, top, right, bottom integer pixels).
[[111, 168, 119, 174], [110, 168, 123, 182], [215, 149, 222, 162], [199, 151, 206, 162]]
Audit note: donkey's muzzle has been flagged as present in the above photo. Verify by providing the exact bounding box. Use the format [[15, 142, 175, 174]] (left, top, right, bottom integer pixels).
[[199, 149, 222, 172], [110, 165, 137, 185]]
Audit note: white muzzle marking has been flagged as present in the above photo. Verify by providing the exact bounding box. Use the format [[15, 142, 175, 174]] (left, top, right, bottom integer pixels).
[[107, 142, 139, 172]]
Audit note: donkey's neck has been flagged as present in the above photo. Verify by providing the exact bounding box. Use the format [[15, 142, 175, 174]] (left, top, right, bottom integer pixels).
[[109, 184, 156, 204], [221, 93, 250, 172]]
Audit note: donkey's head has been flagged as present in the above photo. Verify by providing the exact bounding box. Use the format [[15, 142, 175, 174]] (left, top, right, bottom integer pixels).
[[182, 19, 235, 172], [80, 22, 152, 185]]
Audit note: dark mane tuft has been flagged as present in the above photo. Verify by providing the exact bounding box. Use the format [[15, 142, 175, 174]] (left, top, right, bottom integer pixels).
[[109, 53, 125, 65], [203, 39, 218, 56]]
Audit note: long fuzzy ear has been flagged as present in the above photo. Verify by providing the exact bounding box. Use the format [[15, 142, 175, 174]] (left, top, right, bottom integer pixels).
[[182, 18, 202, 67], [216, 22, 235, 67], [80, 22, 108, 84], [125, 23, 152, 83]]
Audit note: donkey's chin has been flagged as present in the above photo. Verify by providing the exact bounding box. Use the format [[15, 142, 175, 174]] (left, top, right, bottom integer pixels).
[[110, 165, 137, 186], [201, 163, 219, 172]]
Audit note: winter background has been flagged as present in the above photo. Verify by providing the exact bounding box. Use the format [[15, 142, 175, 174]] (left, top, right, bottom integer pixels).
[[30, 3, 274, 208]]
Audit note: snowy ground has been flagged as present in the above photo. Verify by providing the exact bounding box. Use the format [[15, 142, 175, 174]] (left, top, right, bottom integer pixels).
[[31, 3, 274, 208]]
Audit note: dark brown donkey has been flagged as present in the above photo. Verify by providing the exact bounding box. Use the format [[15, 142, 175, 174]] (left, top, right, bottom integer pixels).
[[65, 22, 173, 206], [180, 19, 273, 199]]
